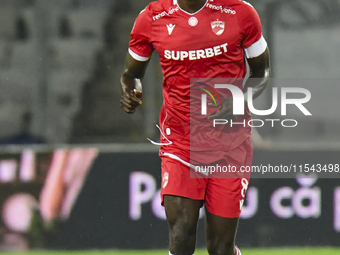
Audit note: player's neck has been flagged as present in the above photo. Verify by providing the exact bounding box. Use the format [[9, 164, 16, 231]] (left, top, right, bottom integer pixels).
[[177, 0, 207, 13]]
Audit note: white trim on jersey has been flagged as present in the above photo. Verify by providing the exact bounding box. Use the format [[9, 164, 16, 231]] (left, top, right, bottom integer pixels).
[[174, 0, 212, 4], [147, 122, 173, 146], [175, 0, 208, 15], [244, 35, 267, 59], [128, 48, 150, 62], [242, 0, 255, 8], [161, 152, 209, 176]]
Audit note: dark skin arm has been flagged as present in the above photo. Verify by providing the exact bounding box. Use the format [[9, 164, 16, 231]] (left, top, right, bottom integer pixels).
[[208, 47, 271, 120], [120, 53, 149, 114], [121, 47, 271, 116]]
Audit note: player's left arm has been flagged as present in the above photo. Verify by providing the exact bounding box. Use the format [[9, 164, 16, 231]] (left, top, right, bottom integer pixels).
[[208, 48, 270, 120], [242, 3, 271, 103], [243, 46, 271, 102], [209, 4, 270, 120]]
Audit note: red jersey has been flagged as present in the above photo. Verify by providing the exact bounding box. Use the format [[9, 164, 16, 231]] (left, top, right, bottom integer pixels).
[[129, 0, 267, 165]]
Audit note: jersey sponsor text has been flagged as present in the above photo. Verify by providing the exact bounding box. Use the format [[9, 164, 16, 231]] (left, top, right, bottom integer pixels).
[[152, 6, 179, 21], [164, 43, 228, 61], [206, 3, 236, 14]]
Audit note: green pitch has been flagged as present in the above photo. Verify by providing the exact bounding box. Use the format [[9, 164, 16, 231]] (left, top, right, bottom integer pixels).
[[0, 248, 339, 255]]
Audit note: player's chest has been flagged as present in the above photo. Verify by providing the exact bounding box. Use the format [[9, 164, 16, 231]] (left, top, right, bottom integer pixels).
[[150, 10, 242, 53]]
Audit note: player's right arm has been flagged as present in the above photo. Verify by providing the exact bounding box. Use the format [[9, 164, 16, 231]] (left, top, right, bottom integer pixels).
[[120, 7, 153, 114], [120, 54, 149, 114]]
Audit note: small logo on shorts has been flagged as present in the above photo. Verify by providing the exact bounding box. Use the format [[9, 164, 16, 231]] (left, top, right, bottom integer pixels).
[[162, 172, 169, 188]]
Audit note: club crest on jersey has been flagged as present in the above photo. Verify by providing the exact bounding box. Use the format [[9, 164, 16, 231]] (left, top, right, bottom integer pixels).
[[211, 20, 225, 36]]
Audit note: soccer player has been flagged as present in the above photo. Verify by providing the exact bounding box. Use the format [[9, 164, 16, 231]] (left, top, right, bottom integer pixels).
[[120, 0, 270, 254]]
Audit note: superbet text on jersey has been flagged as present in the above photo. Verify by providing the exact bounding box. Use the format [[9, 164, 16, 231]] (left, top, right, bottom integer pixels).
[[129, 0, 267, 163]]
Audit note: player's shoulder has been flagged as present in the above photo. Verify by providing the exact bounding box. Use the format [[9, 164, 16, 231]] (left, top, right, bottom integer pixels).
[[212, 0, 257, 12], [220, 0, 260, 22], [137, 0, 177, 18]]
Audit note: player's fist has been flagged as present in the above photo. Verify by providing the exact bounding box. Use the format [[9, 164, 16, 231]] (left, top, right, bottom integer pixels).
[[208, 97, 236, 121], [120, 75, 143, 114]]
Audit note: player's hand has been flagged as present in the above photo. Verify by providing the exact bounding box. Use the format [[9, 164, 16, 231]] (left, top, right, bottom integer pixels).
[[120, 78, 143, 114], [208, 97, 237, 121]]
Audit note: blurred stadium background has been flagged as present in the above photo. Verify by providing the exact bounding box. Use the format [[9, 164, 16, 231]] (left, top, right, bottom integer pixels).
[[0, 0, 339, 254]]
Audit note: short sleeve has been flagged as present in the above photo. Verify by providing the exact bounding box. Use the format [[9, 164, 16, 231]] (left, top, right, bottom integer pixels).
[[240, 2, 267, 58], [129, 8, 154, 61]]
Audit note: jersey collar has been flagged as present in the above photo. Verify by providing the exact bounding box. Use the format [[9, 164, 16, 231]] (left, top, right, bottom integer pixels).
[[174, 0, 209, 15]]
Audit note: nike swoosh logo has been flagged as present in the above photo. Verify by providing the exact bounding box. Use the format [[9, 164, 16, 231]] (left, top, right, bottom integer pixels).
[[166, 24, 176, 35]]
